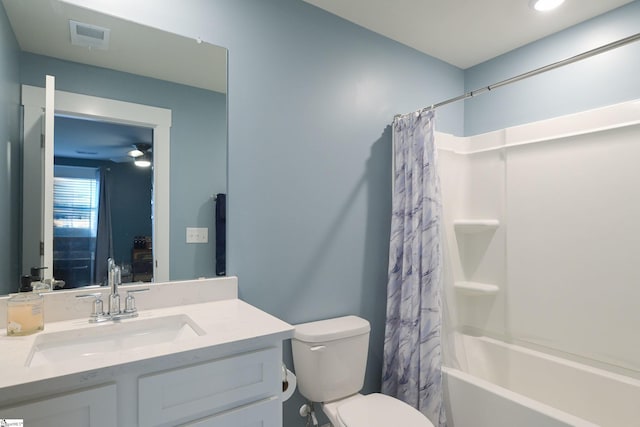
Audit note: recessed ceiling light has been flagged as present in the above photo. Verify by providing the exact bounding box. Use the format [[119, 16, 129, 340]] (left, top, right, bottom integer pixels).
[[530, 0, 565, 12]]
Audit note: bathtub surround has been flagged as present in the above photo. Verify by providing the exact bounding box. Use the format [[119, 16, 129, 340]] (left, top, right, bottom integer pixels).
[[443, 335, 640, 427], [382, 110, 445, 426], [439, 100, 640, 375], [437, 99, 640, 426]]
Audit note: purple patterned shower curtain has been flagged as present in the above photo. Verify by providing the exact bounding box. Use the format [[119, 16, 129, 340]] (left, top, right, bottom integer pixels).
[[381, 109, 445, 427]]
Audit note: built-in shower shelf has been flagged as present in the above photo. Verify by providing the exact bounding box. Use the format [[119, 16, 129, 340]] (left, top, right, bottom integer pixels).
[[453, 219, 500, 234], [454, 281, 499, 295]]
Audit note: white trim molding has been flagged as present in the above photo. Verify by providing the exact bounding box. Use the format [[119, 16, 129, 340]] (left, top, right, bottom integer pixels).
[[21, 84, 172, 283]]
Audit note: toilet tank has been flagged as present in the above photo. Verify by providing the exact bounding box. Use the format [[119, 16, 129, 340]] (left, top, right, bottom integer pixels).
[[292, 316, 370, 403]]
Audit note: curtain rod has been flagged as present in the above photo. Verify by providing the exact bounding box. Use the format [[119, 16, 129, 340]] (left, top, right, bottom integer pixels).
[[396, 31, 640, 117]]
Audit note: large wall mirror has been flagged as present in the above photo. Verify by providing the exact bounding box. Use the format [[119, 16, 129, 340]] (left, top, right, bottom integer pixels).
[[0, 0, 227, 294]]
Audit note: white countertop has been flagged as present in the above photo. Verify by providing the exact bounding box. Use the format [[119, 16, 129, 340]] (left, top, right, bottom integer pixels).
[[0, 280, 293, 391]]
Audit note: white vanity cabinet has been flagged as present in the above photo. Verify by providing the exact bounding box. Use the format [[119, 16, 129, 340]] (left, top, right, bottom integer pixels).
[[0, 384, 117, 427], [181, 397, 280, 427], [138, 346, 281, 427], [0, 343, 284, 427], [0, 281, 294, 427]]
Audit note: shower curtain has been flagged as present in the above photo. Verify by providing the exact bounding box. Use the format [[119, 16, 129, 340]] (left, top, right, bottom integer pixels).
[[382, 109, 445, 427], [94, 167, 113, 285]]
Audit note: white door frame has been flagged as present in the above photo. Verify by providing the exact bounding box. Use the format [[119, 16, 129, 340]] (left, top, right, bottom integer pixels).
[[22, 84, 171, 283]]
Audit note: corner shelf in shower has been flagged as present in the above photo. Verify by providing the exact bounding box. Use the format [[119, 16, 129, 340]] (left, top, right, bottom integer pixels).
[[454, 281, 499, 295], [453, 219, 500, 234]]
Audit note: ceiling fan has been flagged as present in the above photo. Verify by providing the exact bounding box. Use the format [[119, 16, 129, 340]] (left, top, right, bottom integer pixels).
[[128, 143, 152, 168]]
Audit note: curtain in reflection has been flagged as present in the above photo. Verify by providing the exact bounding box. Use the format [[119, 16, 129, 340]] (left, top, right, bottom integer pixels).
[[94, 167, 113, 285], [382, 109, 445, 427]]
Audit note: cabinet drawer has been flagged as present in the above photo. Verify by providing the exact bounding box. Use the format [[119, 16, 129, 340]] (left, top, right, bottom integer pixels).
[[0, 384, 117, 427], [180, 397, 280, 427], [138, 347, 280, 427]]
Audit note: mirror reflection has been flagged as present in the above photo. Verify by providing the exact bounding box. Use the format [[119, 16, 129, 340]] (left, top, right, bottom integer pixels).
[[53, 117, 153, 288], [0, 0, 228, 294]]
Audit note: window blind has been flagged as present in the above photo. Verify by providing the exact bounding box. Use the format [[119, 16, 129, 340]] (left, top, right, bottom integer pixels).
[[53, 173, 99, 237]]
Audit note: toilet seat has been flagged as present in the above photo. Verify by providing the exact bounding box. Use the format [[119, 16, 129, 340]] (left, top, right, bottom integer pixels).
[[336, 393, 434, 427]]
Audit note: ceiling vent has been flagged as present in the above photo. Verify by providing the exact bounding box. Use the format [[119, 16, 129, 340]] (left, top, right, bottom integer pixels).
[[69, 20, 110, 50]]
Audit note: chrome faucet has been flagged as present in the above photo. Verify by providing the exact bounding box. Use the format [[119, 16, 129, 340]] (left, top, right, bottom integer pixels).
[[107, 258, 121, 316], [77, 259, 148, 323]]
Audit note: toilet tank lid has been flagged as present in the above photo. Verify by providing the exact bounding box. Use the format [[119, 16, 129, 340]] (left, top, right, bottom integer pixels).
[[294, 315, 370, 343]]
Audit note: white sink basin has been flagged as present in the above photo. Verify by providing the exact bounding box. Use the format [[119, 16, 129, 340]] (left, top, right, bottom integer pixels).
[[26, 314, 205, 367]]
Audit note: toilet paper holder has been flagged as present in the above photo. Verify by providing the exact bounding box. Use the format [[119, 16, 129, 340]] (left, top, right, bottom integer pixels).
[[281, 363, 296, 401], [282, 364, 289, 392]]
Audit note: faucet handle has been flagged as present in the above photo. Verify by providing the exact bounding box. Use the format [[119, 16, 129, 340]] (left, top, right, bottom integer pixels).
[[76, 293, 106, 321], [124, 288, 149, 314]]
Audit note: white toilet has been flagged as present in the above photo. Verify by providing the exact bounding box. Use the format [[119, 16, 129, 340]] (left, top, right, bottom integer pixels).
[[292, 315, 434, 427]]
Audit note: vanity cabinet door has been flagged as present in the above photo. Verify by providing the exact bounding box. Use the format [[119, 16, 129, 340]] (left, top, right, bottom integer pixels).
[[0, 384, 117, 427], [138, 347, 280, 427], [180, 396, 280, 427]]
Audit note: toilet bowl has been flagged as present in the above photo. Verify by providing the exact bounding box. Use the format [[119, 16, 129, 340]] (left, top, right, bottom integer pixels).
[[323, 393, 433, 427], [292, 316, 434, 427]]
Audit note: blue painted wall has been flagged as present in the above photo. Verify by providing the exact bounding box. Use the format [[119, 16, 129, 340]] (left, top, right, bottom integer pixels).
[[216, 3, 462, 423], [0, 2, 21, 294], [60, 0, 464, 424], [19, 53, 227, 281], [464, 1, 640, 135]]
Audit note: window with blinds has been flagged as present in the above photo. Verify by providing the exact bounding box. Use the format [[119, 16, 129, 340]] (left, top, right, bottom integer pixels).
[[53, 166, 99, 238]]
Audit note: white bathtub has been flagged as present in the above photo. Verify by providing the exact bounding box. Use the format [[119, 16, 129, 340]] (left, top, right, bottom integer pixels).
[[443, 335, 640, 427]]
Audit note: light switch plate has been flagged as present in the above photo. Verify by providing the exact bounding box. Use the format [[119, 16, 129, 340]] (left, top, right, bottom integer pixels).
[[186, 227, 208, 243]]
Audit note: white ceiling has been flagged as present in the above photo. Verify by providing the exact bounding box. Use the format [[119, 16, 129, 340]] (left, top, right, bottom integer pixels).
[[302, 0, 635, 69], [2, 0, 227, 93], [3, 0, 633, 90]]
